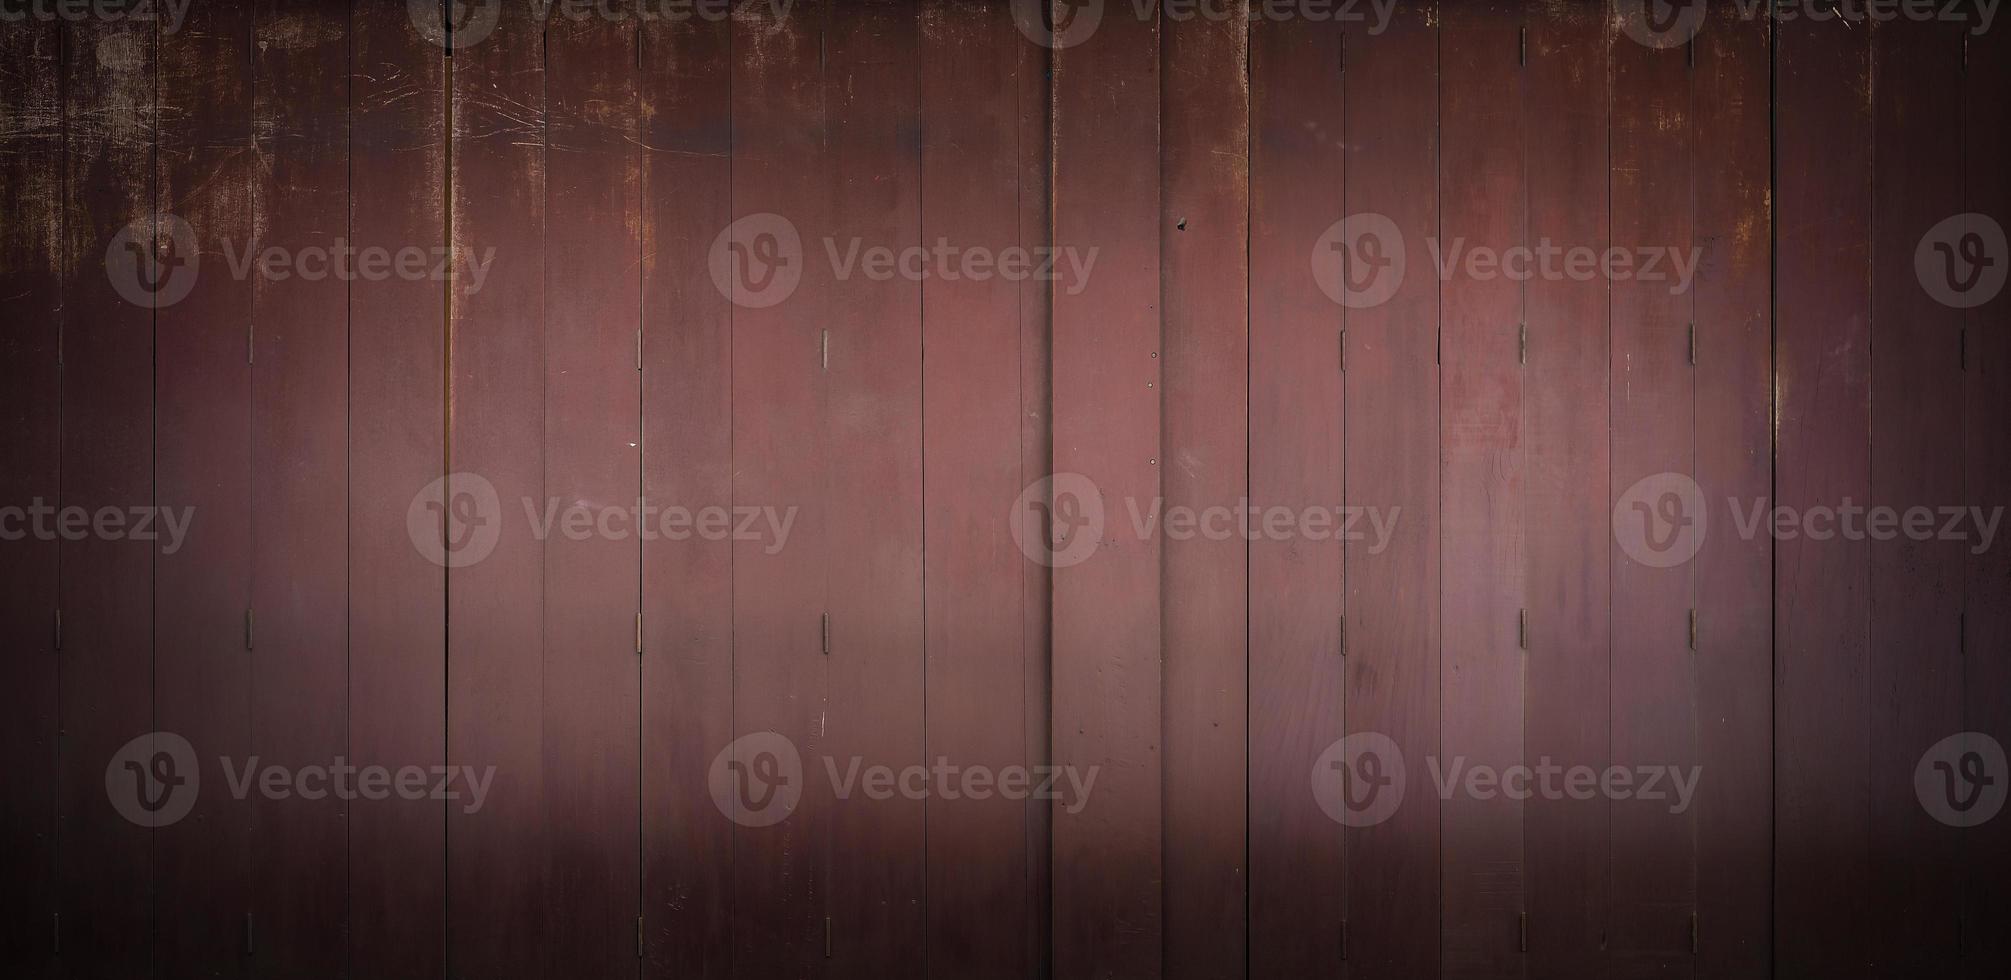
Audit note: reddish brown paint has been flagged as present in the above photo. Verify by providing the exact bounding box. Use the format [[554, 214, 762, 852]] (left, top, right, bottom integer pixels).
[[542, 12, 645, 978], [1345, 5, 1443, 975], [1774, 13, 1874, 980], [1607, 20, 1699, 976], [822, 4, 929, 975], [1015, 14, 1056, 974], [1961, 23, 2011, 980], [0, 18, 63, 980], [1439, 3, 1526, 975], [57, 16, 158, 977], [1691, 5, 1773, 976], [1050, 2, 1165, 976], [447, 5, 549, 978], [4, 6, 1999, 979], [1522, 5, 1613, 977], [154, 4, 254, 975], [248, 3, 353, 971], [1247, 15, 1347, 976], [729, 4, 831, 975], [1769, 11, 1874, 977], [348, 5, 449, 977], [1868, 18, 1967, 977], [640, 9, 735, 980], [1160, 6, 1250, 980], [920, 2, 1037, 976]]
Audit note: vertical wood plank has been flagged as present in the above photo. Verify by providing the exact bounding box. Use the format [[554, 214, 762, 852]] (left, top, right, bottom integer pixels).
[[248, 2, 351, 971], [1344, 4, 1441, 975], [1160, 6, 1249, 979], [1439, 2, 1526, 976], [1521, 5, 1611, 977], [57, 15, 157, 976], [1867, 16, 1966, 977], [1016, 17, 1055, 974], [1773, 12, 1873, 979], [541, 9, 643, 978], [919, 2, 1033, 976], [1247, 14, 1346, 975], [1690, 5, 1771, 976], [446, 5, 548, 977], [1960, 19, 2011, 980], [348, 6, 447, 978], [1049, 1, 1163, 975], [0, 17, 63, 979], [639, 8, 734, 979], [822, 3, 927, 974], [1606, 17, 1698, 976], [154, 2, 254, 974], [728, 3, 830, 975]]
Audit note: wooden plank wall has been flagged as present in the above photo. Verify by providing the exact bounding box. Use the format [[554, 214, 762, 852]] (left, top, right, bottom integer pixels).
[[2, 2, 2005, 979]]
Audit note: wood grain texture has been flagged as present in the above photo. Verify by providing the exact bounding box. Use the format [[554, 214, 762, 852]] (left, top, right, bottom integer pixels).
[[57, 15, 158, 977], [1016, 15, 1055, 975], [1773, 12, 1874, 980], [0, 16, 63, 979], [1960, 19, 2011, 980], [248, 2, 352, 971], [1159, 6, 1249, 979], [1049, 1, 1164, 975], [1690, 5, 1772, 976], [447, 5, 548, 977], [1867, 17, 1966, 977], [1606, 18, 1698, 976], [729, 4, 831, 975], [1247, 14, 1346, 975], [154, 3, 254, 975], [1521, 6, 1612, 977], [822, 3, 928, 975], [920, 2, 1035, 976], [542, 10, 643, 977], [640, 9, 735, 980], [1344, 4, 1441, 975], [348, 5, 447, 977], [1438, 2, 1525, 976]]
